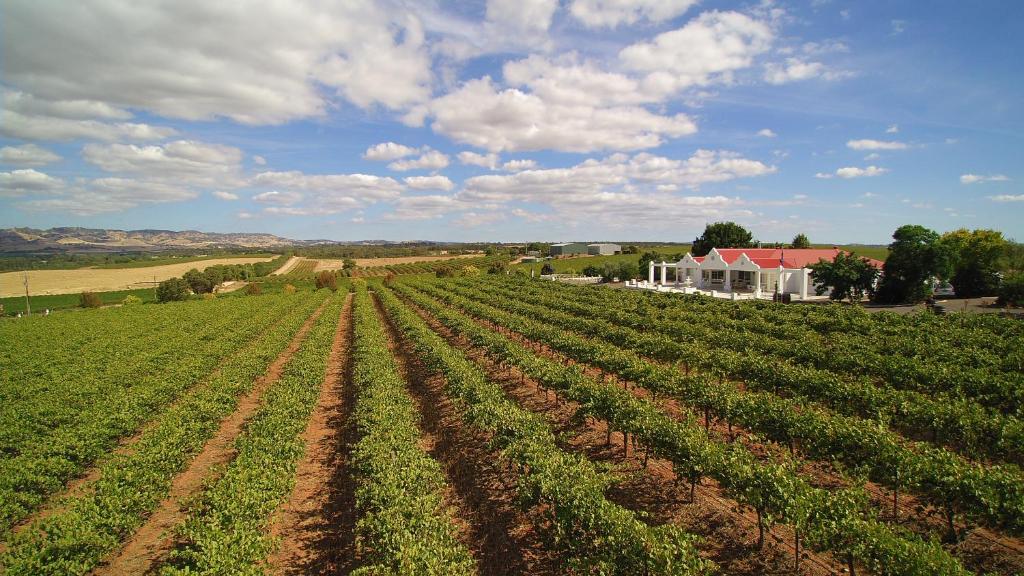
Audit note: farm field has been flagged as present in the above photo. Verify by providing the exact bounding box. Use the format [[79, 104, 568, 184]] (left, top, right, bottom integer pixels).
[[1, 275, 1022, 575], [0, 257, 277, 297]]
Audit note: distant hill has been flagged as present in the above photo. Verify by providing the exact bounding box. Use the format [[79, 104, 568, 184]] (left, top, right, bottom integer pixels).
[[0, 227, 305, 253]]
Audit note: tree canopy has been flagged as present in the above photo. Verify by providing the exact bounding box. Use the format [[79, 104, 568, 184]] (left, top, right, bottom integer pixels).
[[874, 224, 952, 304], [156, 277, 191, 302], [809, 252, 880, 303], [940, 228, 1007, 297], [790, 233, 811, 249], [691, 222, 754, 256]]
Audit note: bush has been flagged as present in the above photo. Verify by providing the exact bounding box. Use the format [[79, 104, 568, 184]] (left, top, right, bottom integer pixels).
[[435, 266, 455, 278], [156, 278, 191, 302], [997, 272, 1024, 307], [122, 294, 142, 306], [79, 291, 103, 308], [245, 282, 263, 296], [183, 268, 214, 294], [283, 284, 297, 294], [314, 271, 338, 291], [201, 292, 216, 300], [540, 263, 555, 275]]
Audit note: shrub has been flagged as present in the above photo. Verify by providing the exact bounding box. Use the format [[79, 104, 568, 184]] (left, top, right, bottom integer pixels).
[[283, 284, 297, 294], [314, 271, 338, 291], [201, 292, 216, 301], [997, 272, 1024, 307], [79, 292, 103, 308], [156, 277, 191, 302], [122, 294, 142, 306], [245, 282, 263, 296], [540, 263, 555, 275]]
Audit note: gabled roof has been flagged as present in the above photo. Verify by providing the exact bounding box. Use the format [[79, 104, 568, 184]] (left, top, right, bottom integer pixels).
[[690, 248, 883, 269]]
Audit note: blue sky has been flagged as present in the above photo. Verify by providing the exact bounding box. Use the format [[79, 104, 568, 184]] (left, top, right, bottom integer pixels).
[[0, 0, 1021, 243]]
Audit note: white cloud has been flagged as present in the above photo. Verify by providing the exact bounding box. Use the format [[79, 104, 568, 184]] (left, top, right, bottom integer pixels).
[[458, 151, 500, 169], [620, 11, 774, 94], [757, 128, 776, 138], [864, 153, 881, 160], [0, 168, 65, 197], [891, 19, 905, 35], [486, 0, 558, 36], [388, 149, 450, 171], [504, 54, 661, 107], [386, 194, 464, 220], [212, 190, 239, 201], [252, 155, 267, 165], [886, 124, 899, 134], [816, 165, 888, 179], [502, 159, 538, 171], [0, 108, 177, 142], [0, 144, 62, 166], [989, 194, 1024, 202], [763, 58, 847, 84], [250, 170, 404, 215], [82, 140, 245, 188], [427, 77, 696, 153], [960, 173, 1009, 185], [237, 211, 257, 219], [454, 211, 507, 228], [846, 139, 907, 151], [253, 190, 304, 205], [364, 142, 421, 161], [569, 0, 699, 28], [17, 177, 198, 214], [404, 175, 455, 191], [2, 1, 432, 124]]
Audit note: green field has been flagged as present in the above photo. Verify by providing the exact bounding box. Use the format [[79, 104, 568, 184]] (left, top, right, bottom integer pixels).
[[0, 287, 157, 315]]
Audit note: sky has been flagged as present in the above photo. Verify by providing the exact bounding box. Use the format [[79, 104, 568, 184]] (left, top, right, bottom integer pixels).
[[0, 0, 1021, 244]]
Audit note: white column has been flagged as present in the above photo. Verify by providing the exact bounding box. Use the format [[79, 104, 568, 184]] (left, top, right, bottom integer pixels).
[[723, 269, 732, 292], [754, 269, 762, 296], [648, 260, 655, 284], [697, 268, 704, 288], [660, 261, 667, 285], [800, 268, 809, 299]]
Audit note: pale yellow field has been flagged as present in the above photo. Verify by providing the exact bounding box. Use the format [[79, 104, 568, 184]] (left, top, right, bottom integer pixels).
[[313, 253, 481, 271], [0, 257, 275, 297]]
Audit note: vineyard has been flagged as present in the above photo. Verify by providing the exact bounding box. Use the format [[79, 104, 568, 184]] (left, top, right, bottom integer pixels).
[[1, 274, 1022, 575]]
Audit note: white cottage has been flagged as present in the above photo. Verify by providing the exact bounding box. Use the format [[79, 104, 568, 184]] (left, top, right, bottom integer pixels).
[[636, 248, 883, 300]]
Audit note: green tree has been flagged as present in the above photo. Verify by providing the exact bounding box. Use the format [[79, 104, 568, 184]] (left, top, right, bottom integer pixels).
[[790, 233, 811, 249], [624, 245, 639, 254], [487, 260, 507, 275], [342, 258, 357, 270], [941, 228, 1007, 297], [808, 252, 880, 303], [997, 272, 1024, 307], [314, 270, 338, 291], [691, 221, 754, 256], [156, 277, 191, 302], [874, 225, 953, 304], [183, 268, 214, 294]]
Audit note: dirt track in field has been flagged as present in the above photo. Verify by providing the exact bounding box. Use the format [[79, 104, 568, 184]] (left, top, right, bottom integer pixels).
[[373, 292, 560, 575], [400, 290, 843, 576], [312, 253, 481, 271], [90, 300, 329, 576], [267, 294, 358, 575], [0, 257, 275, 297]]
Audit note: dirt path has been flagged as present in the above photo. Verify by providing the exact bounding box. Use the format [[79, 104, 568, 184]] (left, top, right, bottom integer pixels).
[[372, 293, 560, 575], [271, 256, 302, 276], [89, 300, 330, 576], [266, 294, 358, 575], [401, 293, 842, 576]]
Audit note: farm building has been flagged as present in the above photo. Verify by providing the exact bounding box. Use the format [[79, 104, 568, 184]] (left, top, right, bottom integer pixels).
[[550, 242, 587, 256], [587, 243, 621, 255], [629, 247, 883, 300]]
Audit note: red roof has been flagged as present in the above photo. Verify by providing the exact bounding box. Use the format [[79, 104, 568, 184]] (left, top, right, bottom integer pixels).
[[693, 248, 883, 269]]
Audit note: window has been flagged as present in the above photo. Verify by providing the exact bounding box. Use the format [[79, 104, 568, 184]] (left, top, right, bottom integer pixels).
[[710, 270, 724, 282]]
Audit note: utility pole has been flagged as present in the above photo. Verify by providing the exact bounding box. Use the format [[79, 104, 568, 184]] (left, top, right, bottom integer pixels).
[[23, 271, 31, 316]]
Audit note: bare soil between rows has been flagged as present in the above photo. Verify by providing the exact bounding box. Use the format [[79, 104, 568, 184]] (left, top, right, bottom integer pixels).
[[89, 299, 330, 576]]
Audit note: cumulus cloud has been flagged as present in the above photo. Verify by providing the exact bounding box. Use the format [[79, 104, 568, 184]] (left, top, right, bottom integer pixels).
[[960, 173, 1009, 185], [16, 177, 198, 214], [989, 194, 1024, 202], [388, 149, 450, 171], [886, 124, 899, 134], [385, 194, 465, 220], [763, 58, 847, 84], [569, 0, 699, 28], [82, 140, 245, 187], [253, 190, 303, 205], [502, 159, 538, 171], [619, 11, 773, 94], [458, 151, 500, 169], [363, 142, 421, 161], [404, 175, 455, 191], [212, 190, 239, 200], [427, 77, 696, 153], [816, 165, 888, 179], [846, 139, 908, 150], [0, 168, 65, 197], [250, 170, 404, 215], [2, 1, 432, 124], [757, 128, 776, 137], [0, 144, 62, 166], [0, 108, 177, 142]]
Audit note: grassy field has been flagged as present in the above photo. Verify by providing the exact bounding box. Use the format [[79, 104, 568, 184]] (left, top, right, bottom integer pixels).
[[0, 256, 276, 297], [89, 252, 277, 269], [0, 287, 157, 315]]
